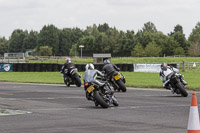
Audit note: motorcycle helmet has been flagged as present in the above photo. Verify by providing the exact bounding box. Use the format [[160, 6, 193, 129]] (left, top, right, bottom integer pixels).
[[104, 59, 110, 65], [85, 63, 94, 70], [161, 63, 167, 71], [65, 57, 71, 63]]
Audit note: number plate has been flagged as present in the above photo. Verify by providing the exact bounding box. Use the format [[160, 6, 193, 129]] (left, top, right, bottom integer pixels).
[[114, 74, 121, 80], [86, 85, 95, 93]]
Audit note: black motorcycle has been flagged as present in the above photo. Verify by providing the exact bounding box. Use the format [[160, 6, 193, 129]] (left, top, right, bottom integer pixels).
[[108, 71, 126, 92], [166, 72, 188, 97], [84, 78, 119, 108], [62, 67, 81, 87]]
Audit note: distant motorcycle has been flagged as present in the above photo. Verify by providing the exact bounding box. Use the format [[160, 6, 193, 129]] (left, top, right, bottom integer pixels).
[[108, 71, 126, 92], [84, 77, 119, 108], [62, 67, 81, 87], [165, 72, 188, 97]]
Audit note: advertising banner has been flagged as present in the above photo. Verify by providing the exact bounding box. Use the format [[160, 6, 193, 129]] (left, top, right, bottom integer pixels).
[[0, 63, 13, 72], [134, 64, 161, 73]]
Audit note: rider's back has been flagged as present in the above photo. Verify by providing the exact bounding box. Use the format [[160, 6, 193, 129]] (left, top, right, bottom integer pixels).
[[83, 69, 98, 82], [103, 64, 116, 75]]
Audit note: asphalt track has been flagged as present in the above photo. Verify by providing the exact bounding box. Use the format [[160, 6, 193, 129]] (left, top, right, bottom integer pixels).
[[0, 82, 197, 133]]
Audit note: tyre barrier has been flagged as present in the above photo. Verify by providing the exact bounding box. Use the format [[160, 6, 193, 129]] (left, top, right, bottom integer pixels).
[[29, 63, 35, 72], [12, 63, 134, 72]]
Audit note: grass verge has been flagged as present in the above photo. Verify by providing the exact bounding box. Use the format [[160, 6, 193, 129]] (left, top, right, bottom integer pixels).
[[0, 72, 199, 90]]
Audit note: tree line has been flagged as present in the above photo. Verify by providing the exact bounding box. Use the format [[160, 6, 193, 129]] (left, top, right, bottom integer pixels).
[[0, 21, 200, 57]]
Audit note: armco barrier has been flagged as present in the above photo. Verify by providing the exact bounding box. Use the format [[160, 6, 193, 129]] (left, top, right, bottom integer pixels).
[[12, 63, 134, 72]]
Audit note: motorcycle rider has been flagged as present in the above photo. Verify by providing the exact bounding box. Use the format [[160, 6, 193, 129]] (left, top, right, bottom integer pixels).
[[83, 63, 112, 100], [103, 59, 121, 90], [60, 57, 75, 86], [160, 62, 187, 90], [103, 59, 120, 79]]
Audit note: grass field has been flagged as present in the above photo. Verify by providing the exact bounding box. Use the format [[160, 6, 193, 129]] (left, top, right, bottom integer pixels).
[[26, 57, 200, 64], [0, 72, 199, 90]]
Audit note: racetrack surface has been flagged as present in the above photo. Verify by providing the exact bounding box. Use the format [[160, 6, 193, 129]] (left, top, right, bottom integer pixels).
[[0, 82, 196, 133]]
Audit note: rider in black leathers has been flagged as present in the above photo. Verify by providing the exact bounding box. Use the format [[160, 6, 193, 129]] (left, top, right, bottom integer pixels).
[[102, 59, 120, 80], [60, 57, 76, 86], [61, 57, 75, 76]]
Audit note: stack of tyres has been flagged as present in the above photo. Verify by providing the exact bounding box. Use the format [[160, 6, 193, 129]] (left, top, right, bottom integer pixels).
[[16, 63, 23, 72], [46, 63, 53, 72], [52, 64, 58, 72], [35, 63, 40, 72], [13, 63, 17, 72], [22, 63, 29, 72], [122, 64, 128, 71], [29, 63, 35, 72], [40, 63, 46, 72], [128, 64, 133, 72], [58, 64, 63, 72]]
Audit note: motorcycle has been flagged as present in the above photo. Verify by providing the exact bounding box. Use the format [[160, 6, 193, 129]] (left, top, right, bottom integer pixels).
[[84, 77, 119, 108], [62, 67, 81, 87], [108, 71, 126, 92], [165, 72, 188, 97]]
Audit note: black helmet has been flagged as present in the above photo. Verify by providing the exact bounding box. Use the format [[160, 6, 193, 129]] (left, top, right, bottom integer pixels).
[[161, 63, 167, 71], [104, 59, 110, 65]]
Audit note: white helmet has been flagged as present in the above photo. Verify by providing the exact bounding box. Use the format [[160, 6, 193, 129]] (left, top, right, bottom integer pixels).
[[85, 63, 94, 70]]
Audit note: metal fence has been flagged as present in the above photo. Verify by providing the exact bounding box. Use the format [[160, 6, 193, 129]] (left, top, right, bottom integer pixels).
[[181, 62, 200, 72]]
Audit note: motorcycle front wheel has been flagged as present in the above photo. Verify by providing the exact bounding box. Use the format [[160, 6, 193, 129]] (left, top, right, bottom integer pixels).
[[94, 91, 109, 108], [176, 82, 188, 97], [64, 77, 70, 87]]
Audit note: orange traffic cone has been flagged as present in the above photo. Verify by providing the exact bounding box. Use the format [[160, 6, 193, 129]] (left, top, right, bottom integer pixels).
[[187, 92, 200, 133]]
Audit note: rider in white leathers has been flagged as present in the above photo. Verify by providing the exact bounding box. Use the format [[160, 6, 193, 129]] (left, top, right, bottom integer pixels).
[[160, 63, 187, 90]]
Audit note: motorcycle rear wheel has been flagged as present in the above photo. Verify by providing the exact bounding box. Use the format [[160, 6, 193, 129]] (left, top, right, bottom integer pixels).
[[94, 91, 109, 108], [116, 79, 127, 92], [74, 75, 81, 87]]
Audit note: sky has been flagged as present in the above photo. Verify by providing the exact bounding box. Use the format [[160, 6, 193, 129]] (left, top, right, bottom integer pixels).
[[0, 0, 200, 39]]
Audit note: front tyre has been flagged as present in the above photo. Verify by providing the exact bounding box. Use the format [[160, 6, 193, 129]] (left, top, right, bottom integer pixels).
[[117, 79, 127, 92], [64, 77, 70, 87], [74, 75, 81, 87], [176, 82, 188, 97], [94, 91, 109, 108]]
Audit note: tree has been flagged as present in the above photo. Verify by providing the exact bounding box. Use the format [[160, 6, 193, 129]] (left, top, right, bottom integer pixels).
[[174, 47, 185, 55], [0, 37, 8, 55], [142, 21, 157, 33], [120, 30, 136, 56], [39, 46, 52, 56], [22, 30, 38, 52], [9, 29, 27, 52], [131, 43, 145, 57], [188, 42, 200, 56], [69, 43, 79, 56], [188, 22, 200, 45], [145, 42, 161, 57], [98, 23, 110, 33], [161, 37, 180, 56], [59, 28, 73, 56], [37, 25, 59, 55], [170, 24, 184, 34], [169, 24, 188, 55]]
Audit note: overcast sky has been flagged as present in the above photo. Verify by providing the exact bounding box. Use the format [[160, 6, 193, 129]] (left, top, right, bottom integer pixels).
[[0, 0, 200, 39]]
